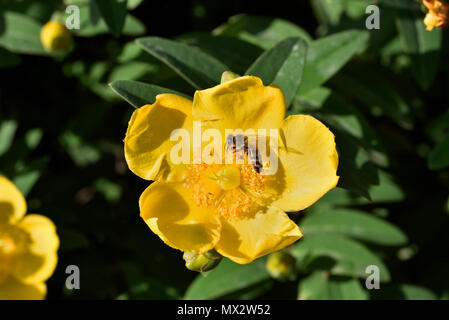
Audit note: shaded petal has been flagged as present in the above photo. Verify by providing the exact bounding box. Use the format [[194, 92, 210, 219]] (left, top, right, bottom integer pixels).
[[13, 215, 59, 284], [193, 76, 285, 133], [124, 94, 193, 181], [216, 206, 302, 264], [140, 181, 221, 253], [12, 251, 58, 285], [269, 115, 339, 212], [0, 176, 26, 225], [0, 277, 46, 300]]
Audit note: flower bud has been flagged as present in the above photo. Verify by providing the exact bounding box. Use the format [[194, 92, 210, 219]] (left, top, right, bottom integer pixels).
[[40, 21, 73, 51], [220, 71, 240, 84], [183, 249, 222, 272], [266, 251, 296, 281]]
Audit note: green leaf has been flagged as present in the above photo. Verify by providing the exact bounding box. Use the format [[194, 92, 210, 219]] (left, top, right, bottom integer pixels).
[[314, 171, 404, 207], [293, 234, 390, 281], [127, 0, 144, 10], [214, 14, 312, 49], [298, 271, 328, 300], [371, 284, 437, 300], [94, 178, 122, 203], [13, 158, 47, 196], [0, 11, 48, 55], [75, 5, 145, 37], [93, 0, 128, 36], [365, 171, 404, 204], [219, 280, 273, 300], [428, 134, 449, 170], [298, 272, 367, 300], [327, 276, 368, 300], [329, 64, 413, 129], [396, 13, 442, 89], [108, 62, 157, 83], [292, 86, 389, 167], [334, 130, 379, 200], [310, 0, 347, 25], [136, 37, 228, 89], [246, 37, 307, 107], [109, 80, 191, 108], [376, 0, 421, 10], [178, 33, 264, 74], [59, 131, 101, 167], [184, 258, 270, 299], [0, 120, 18, 157], [301, 209, 408, 246], [299, 30, 369, 93], [426, 110, 449, 142]]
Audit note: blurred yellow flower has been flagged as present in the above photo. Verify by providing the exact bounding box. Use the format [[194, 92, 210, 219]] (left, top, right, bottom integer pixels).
[[266, 251, 296, 281], [423, 0, 449, 31], [0, 177, 59, 300], [124, 76, 339, 264], [40, 21, 72, 51]]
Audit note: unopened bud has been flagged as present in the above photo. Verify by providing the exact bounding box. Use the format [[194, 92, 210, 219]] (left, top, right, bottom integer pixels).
[[40, 21, 73, 51], [183, 249, 222, 273], [266, 251, 296, 281], [220, 71, 240, 84]]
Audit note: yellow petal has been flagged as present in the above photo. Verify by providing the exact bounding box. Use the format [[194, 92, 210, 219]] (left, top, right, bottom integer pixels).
[[0, 176, 26, 224], [193, 76, 285, 133], [124, 93, 193, 181], [13, 215, 59, 284], [269, 115, 339, 212], [0, 277, 46, 300], [216, 206, 302, 264], [139, 181, 221, 253], [19, 214, 59, 255]]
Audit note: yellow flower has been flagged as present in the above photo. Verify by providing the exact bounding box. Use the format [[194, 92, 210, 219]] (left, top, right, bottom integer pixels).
[[423, 0, 449, 31], [0, 177, 59, 300], [124, 76, 339, 264], [40, 21, 73, 51]]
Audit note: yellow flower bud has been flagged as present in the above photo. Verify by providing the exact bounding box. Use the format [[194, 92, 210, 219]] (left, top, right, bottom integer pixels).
[[40, 21, 73, 51], [183, 249, 222, 273], [266, 251, 296, 281], [220, 71, 240, 84]]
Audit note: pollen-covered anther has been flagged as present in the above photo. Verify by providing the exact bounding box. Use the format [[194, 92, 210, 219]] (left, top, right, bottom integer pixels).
[[240, 164, 265, 195], [184, 164, 214, 207]]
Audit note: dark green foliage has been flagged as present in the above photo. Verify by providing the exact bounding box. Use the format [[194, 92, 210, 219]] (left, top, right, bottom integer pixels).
[[1, 0, 448, 300]]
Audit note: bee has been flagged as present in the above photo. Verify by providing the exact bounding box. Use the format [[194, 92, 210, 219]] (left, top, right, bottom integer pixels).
[[225, 134, 263, 174]]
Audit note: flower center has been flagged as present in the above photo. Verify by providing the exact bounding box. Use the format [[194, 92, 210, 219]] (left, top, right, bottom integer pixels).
[[215, 166, 241, 190], [0, 229, 17, 285], [183, 134, 272, 218], [185, 163, 266, 218]]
